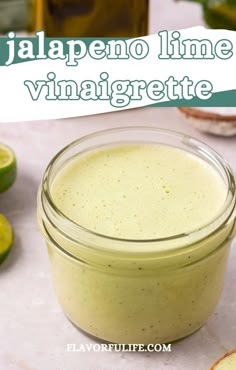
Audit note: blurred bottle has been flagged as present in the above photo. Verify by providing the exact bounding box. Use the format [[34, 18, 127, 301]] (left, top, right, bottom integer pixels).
[[180, 0, 236, 30], [0, 0, 32, 33], [31, 0, 149, 37]]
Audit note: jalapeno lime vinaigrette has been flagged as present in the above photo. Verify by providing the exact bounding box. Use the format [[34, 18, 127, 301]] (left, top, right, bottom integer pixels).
[[38, 127, 236, 344]]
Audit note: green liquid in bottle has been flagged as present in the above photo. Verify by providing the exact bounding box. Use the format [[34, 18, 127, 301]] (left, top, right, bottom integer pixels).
[[33, 0, 149, 37]]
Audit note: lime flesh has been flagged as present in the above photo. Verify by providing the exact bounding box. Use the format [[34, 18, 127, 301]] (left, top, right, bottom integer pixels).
[[212, 351, 236, 370], [0, 214, 14, 265], [0, 144, 16, 193]]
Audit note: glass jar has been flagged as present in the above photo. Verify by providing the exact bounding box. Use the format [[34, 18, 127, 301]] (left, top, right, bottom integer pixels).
[[37, 127, 236, 344], [32, 0, 149, 37]]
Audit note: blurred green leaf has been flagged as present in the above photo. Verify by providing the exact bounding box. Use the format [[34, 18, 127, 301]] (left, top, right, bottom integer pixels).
[[180, 0, 236, 30]]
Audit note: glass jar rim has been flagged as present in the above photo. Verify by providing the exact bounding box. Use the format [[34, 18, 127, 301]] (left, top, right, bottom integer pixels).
[[40, 126, 236, 253]]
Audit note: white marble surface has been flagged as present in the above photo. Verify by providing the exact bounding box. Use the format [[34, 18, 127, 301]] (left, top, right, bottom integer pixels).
[[0, 108, 236, 370], [0, 2, 236, 370]]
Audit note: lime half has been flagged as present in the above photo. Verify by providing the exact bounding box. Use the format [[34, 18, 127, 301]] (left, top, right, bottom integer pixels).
[[0, 143, 16, 193], [0, 214, 14, 264]]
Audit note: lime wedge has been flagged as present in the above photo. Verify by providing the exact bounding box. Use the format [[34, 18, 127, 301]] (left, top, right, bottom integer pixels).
[[0, 214, 14, 265], [210, 349, 236, 370], [0, 143, 16, 193]]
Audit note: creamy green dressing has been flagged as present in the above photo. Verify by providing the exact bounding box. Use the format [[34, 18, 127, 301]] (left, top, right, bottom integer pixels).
[[51, 144, 227, 239], [44, 143, 232, 344]]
